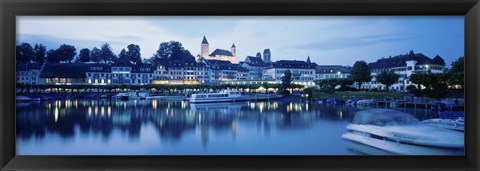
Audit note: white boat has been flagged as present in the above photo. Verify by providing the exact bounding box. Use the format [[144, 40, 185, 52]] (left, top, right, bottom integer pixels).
[[16, 95, 41, 101], [112, 92, 149, 100], [190, 90, 249, 103], [389, 100, 404, 108], [421, 117, 464, 132], [146, 95, 166, 100], [356, 99, 376, 106], [342, 109, 464, 155]]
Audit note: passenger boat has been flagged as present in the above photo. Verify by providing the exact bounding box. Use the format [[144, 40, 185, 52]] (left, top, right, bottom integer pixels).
[[356, 99, 376, 106], [342, 109, 464, 155], [190, 90, 249, 103], [112, 92, 149, 100], [421, 117, 464, 132], [16, 95, 41, 101]]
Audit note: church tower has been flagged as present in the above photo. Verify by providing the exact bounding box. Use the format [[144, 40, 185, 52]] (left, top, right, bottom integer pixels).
[[306, 55, 311, 63], [263, 49, 271, 63], [201, 36, 209, 57], [231, 44, 236, 58]]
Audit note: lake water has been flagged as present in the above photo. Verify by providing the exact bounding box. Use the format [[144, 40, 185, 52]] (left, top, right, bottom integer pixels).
[[16, 98, 464, 155]]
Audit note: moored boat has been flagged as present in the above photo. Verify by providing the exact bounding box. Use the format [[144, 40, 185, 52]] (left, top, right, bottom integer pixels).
[[16, 95, 41, 101], [421, 117, 464, 132], [342, 109, 464, 155], [190, 90, 249, 103]]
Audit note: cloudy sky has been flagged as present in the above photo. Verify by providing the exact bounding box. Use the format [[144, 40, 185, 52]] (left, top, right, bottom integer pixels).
[[17, 16, 463, 67]]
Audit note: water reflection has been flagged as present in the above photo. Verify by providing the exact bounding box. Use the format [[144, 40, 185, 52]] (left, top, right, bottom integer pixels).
[[16, 99, 448, 155]]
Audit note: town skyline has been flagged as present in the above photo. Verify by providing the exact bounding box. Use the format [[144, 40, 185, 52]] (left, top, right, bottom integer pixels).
[[17, 16, 463, 67]]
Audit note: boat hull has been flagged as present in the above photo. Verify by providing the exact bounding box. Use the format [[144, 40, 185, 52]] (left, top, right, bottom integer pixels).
[[342, 132, 463, 155], [190, 96, 249, 103]]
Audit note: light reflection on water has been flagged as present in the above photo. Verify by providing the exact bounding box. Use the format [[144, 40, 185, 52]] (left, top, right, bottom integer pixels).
[[16, 99, 461, 155]]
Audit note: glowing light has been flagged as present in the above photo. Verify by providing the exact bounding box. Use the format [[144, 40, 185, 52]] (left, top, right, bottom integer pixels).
[[152, 100, 157, 110], [54, 107, 59, 122], [88, 106, 92, 117], [107, 106, 111, 117]]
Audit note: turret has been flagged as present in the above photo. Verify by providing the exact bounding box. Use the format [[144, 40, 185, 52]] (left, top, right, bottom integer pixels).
[[231, 43, 236, 57], [201, 36, 209, 57], [263, 49, 271, 63]]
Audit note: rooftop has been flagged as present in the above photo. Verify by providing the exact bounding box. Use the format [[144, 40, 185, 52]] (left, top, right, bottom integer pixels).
[[210, 49, 233, 57], [271, 60, 316, 69], [368, 50, 446, 70]]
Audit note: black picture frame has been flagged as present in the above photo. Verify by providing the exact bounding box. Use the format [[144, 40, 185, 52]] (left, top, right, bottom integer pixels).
[[1, 0, 479, 170]]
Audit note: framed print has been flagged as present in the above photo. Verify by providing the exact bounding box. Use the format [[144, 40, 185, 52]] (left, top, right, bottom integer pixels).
[[1, 0, 479, 170]]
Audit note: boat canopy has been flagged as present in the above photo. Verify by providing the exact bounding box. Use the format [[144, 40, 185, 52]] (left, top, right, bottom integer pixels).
[[352, 109, 419, 126]]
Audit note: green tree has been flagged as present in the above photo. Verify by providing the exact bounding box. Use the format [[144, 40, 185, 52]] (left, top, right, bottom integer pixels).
[[56, 44, 76, 63], [447, 56, 464, 89], [117, 49, 129, 64], [376, 71, 400, 91], [33, 44, 46, 64], [154, 41, 195, 65], [46, 49, 60, 63], [281, 69, 292, 94], [127, 44, 142, 65], [100, 43, 116, 64], [16, 43, 35, 64], [350, 60, 371, 90], [78, 48, 91, 63], [314, 79, 339, 94], [90, 47, 101, 63]]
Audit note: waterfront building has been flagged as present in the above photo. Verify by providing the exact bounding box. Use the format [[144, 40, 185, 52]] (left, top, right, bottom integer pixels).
[[197, 36, 237, 64], [239, 56, 270, 80], [315, 65, 352, 80], [16, 63, 43, 85], [131, 64, 155, 85], [205, 59, 248, 82], [86, 63, 112, 85], [263, 59, 316, 87], [111, 63, 133, 85], [152, 58, 211, 85], [366, 50, 446, 91], [39, 63, 89, 85]]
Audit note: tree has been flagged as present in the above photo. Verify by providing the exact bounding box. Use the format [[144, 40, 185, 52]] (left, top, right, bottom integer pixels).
[[46, 49, 60, 63], [314, 79, 339, 94], [117, 49, 129, 64], [56, 44, 76, 63], [78, 48, 91, 63], [376, 71, 400, 91], [409, 73, 448, 99], [16, 43, 35, 64], [127, 44, 142, 65], [90, 47, 101, 63], [350, 60, 371, 90], [447, 56, 464, 89], [281, 69, 292, 94], [154, 41, 195, 64], [100, 43, 115, 64], [33, 44, 46, 64]]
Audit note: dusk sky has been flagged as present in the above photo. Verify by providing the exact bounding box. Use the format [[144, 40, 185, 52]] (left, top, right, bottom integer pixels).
[[17, 16, 464, 67]]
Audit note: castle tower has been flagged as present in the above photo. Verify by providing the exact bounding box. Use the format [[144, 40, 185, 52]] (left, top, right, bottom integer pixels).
[[201, 36, 209, 57], [263, 49, 271, 63], [231, 44, 236, 58]]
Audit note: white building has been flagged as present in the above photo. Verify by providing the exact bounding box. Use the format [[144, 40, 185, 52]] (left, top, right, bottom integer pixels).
[[315, 65, 351, 80], [367, 50, 446, 91], [263, 59, 316, 87]]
